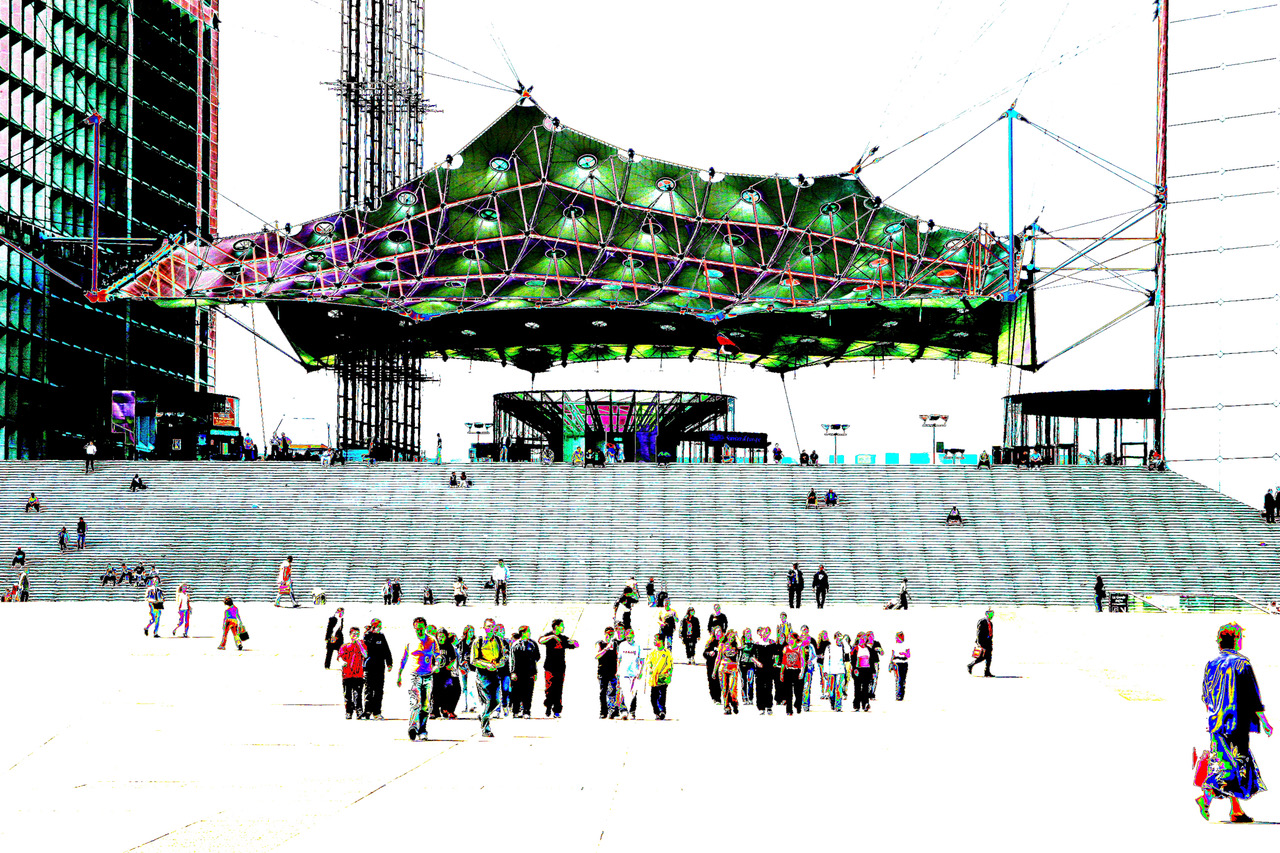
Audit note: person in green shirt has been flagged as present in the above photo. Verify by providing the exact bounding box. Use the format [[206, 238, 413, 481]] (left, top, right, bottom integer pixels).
[[470, 618, 507, 737], [646, 634, 674, 720]]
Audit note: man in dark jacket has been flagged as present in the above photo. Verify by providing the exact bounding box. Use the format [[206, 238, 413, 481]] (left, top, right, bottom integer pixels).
[[539, 619, 579, 717], [754, 627, 779, 715], [1265, 489, 1276, 524], [813, 566, 829, 608], [595, 626, 619, 718], [509, 626, 541, 718], [787, 563, 803, 608], [362, 618, 394, 719], [679, 608, 701, 663], [967, 609, 995, 677], [707, 604, 728, 635], [324, 608, 345, 669]]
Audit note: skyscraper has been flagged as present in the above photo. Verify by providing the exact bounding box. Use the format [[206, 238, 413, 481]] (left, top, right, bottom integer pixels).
[[0, 0, 218, 458]]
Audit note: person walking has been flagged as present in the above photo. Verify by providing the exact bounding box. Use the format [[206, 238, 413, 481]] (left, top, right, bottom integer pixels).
[[143, 578, 163, 637], [704, 627, 723, 704], [813, 565, 829, 608], [324, 608, 345, 669], [853, 634, 876, 711], [891, 632, 911, 700], [753, 627, 779, 715], [471, 618, 506, 737], [739, 627, 756, 705], [539, 619, 579, 718], [509, 626, 540, 718], [338, 627, 367, 720], [17, 567, 29, 603], [787, 563, 802, 609], [825, 632, 849, 711], [382, 579, 393, 605], [171, 583, 191, 637], [275, 556, 298, 607], [76, 517, 86, 550], [398, 617, 441, 741], [596, 626, 620, 719], [779, 633, 806, 715], [492, 559, 509, 605], [866, 630, 884, 701], [58, 527, 68, 553], [896, 578, 909, 610], [646, 634, 673, 720], [363, 619, 394, 720], [1094, 575, 1106, 612], [645, 577, 656, 607], [1196, 622, 1273, 822], [967, 609, 995, 677], [1264, 489, 1275, 524], [615, 627, 643, 720], [435, 433, 442, 465], [83, 439, 96, 473], [717, 629, 741, 715], [455, 625, 476, 712], [217, 596, 244, 650], [679, 608, 701, 664]]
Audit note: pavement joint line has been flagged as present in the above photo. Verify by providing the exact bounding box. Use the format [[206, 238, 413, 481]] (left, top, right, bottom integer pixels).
[[7, 730, 62, 772], [125, 811, 226, 851]]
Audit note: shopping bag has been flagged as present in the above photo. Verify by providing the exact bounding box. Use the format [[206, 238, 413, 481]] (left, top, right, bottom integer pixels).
[[1193, 747, 1209, 787], [972, 644, 982, 659], [238, 630, 250, 642]]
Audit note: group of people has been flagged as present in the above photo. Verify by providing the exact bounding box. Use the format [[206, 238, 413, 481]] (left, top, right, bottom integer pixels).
[[797, 450, 822, 466], [806, 488, 838, 506], [329, 609, 581, 739], [785, 563, 832, 609], [101, 561, 159, 588], [447, 471, 472, 488], [57, 518, 89, 552]]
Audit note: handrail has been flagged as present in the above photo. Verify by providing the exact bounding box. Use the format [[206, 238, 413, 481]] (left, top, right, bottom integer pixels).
[[1224, 592, 1274, 614]]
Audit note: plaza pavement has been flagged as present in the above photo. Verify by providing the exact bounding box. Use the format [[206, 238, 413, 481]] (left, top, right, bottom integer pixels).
[[1, 600, 1278, 851]]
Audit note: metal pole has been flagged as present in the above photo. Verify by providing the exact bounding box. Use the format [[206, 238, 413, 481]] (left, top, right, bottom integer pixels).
[[1006, 106, 1018, 297], [1153, 0, 1170, 456], [89, 112, 102, 293]]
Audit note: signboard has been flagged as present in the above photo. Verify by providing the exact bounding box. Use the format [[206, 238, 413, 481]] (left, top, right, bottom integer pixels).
[[210, 396, 237, 428], [705, 431, 769, 448], [110, 390, 136, 443], [172, 439, 182, 451]]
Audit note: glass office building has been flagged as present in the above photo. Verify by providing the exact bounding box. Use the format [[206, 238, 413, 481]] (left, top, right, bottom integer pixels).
[[0, 0, 218, 457]]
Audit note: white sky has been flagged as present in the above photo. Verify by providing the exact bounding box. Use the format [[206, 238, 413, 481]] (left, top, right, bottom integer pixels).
[[211, 0, 1279, 506]]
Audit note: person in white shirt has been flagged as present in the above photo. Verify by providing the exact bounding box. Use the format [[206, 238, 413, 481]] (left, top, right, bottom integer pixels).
[[492, 559, 509, 605], [274, 556, 298, 607], [891, 631, 911, 700], [614, 628, 644, 720], [84, 440, 97, 473], [171, 583, 192, 637], [824, 632, 849, 711]]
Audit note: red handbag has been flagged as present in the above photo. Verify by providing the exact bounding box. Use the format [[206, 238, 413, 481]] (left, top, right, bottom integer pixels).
[[972, 644, 983, 659], [1193, 747, 1209, 787]]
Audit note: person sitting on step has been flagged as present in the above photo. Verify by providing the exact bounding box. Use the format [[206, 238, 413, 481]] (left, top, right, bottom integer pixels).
[[976, 450, 992, 470], [449, 471, 459, 487], [824, 489, 838, 506], [460, 472, 471, 488], [129, 474, 147, 492], [807, 488, 818, 507], [799, 451, 810, 467], [24, 492, 40, 513], [1028, 448, 1044, 469], [946, 506, 964, 526]]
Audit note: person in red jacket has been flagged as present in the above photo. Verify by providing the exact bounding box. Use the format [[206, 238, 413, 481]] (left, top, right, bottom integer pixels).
[[338, 627, 368, 720]]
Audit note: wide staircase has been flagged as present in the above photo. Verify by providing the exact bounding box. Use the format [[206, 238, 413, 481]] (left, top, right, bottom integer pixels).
[[2, 460, 1275, 605]]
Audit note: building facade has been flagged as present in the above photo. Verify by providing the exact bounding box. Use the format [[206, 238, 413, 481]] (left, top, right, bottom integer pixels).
[[0, 0, 217, 458]]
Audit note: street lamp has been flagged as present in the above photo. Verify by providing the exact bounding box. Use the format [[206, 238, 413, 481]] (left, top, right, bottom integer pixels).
[[465, 422, 492, 461], [920, 414, 948, 464], [821, 423, 848, 465]]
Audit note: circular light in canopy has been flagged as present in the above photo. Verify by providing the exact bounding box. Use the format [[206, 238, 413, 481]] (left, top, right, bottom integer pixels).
[[327, 309, 342, 319], [314, 221, 336, 235], [801, 246, 823, 257], [936, 268, 960, 279], [375, 260, 396, 273], [478, 209, 499, 222], [882, 320, 898, 328], [563, 205, 585, 220], [489, 157, 512, 172], [641, 219, 664, 236], [304, 251, 325, 264], [655, 177, 677, 192], [659, 324, 677, 332], [724, 234, 745, 247], [799, 337, 816, 343], [944, 238, 967, 252], [601, 284, 623, 291], [870, 257, 889, 268], [443, 281, 464, 288], [820, 202, 841, 215], [705, 269, 724, 279], [621, 258, 644, 270], [740, 188, 763, 205], [461, 329, 476, 336], [592, 320, 608, 328], [545, 248, 568, 260], [387, 229, 410, 243], [953, 331, 969, 338], [812, 310, 827, 319], [525, 321, 540, 329], [884, 221, 906, 236], [232, 239, 254, 252], [525, 346, 543, 352], [577, 154, 598, 169], [396, 190, 418, 205], [463, 248, 485, 261]]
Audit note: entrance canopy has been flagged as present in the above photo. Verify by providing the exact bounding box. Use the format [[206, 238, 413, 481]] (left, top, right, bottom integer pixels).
[[100, 101, 1032, 373]]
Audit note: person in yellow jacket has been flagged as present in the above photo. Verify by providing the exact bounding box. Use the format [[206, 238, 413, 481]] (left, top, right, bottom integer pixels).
[[470, 618, 507, 737], [646, 634, 674, 720]]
